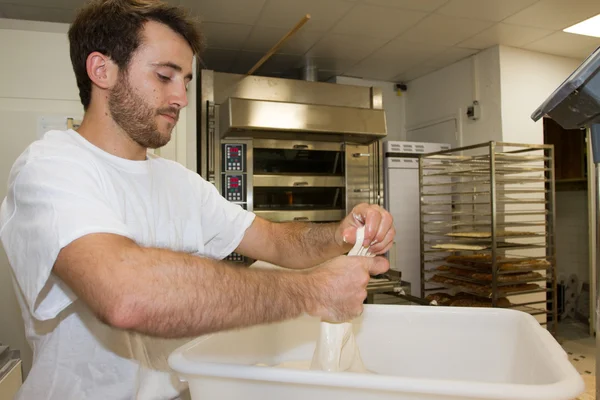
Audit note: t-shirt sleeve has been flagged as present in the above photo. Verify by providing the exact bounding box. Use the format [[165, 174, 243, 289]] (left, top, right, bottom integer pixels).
[[188, 172, 255, 260], [0, 157, 133, 321]]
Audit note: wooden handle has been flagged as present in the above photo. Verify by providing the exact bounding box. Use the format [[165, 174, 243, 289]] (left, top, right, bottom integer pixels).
[[246, 14, 311, 75]]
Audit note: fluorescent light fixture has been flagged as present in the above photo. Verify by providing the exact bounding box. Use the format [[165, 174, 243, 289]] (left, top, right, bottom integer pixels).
[[563, 13, 600, 38]]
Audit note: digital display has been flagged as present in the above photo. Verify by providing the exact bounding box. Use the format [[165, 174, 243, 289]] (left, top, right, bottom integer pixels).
[[230, 177, 239, 188], [230, 147, 239, 154]]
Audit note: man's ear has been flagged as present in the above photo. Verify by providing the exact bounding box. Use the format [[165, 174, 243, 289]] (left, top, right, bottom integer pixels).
[[86, 51, 119, 89]]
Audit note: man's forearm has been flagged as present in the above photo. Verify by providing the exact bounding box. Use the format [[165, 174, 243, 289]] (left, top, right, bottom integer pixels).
[[114, 245, 317, 338], [267, 221, 349, 269]]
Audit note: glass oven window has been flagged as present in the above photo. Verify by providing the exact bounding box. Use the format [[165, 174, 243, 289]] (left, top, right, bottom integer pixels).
[[253, 148, 344, 175]]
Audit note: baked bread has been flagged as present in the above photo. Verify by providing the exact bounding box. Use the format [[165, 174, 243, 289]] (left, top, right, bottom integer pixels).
[[471, 271, 543, 282], [425, 292, 455, 306]]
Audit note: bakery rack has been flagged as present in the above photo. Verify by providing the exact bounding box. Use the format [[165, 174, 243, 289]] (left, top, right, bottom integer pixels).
[[419, 141, 558, 333]]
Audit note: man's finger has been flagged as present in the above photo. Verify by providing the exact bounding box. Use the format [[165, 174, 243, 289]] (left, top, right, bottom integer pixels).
[[365, 256, 389, 276]]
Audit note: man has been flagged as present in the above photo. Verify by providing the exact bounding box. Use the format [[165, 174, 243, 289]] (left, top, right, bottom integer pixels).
[[0, 0, 395, 399]]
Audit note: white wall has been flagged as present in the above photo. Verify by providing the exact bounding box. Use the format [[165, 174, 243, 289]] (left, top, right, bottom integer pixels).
[[0, 19, 83, 377], [0, 18, 193, 378], [405, 46, 503, 147], [499, 46, 582, 144], [331, 76, 406, 142]]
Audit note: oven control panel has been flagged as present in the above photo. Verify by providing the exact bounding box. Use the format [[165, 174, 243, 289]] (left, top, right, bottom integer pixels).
[[221, 142, 248, 264], [222, 174, 245, 203], [223, 144, 245, 172]]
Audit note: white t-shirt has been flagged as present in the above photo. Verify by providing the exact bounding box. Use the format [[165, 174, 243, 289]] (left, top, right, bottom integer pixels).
[[0, 129, 256, 400]]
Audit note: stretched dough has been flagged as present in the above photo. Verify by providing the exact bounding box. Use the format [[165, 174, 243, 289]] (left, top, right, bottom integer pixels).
[[310, 226, 372, 373]]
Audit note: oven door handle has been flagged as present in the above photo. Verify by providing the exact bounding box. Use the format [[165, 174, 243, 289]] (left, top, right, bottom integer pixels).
[[353, 153, 371, 158], [293, 181, 309, 186], [293, 144, 309, 150], [354, 188, 370, 193], [293, 217, 310, 221]]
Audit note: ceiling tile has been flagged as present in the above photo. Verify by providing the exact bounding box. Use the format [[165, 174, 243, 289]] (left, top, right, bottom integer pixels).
[[202, 22, 253, 50], [373, 38, 449, 63], [242, 26, 324, 55], [523, 31, 600, 59], [421, 47, 478, 69], [228, 51, 303, 76], [332, 4, 427, 39], [255, 0, 354, 32], [392, 65, 439, 82], [258, 53, 304, 74], [436, 0, 539, 22], [399, 13, 494, 46], [298, 57, 357, 73], [190, 0, 267, 25], [200, 48, 238, 72], [229, 51, 263, 74], [0, 3, 75, 23], [504, 0, 600, 30], [362, 0, 449, 12], [344, 56, 408, 81], [307, 33, 388, 61], [457, 23, 554, 50]]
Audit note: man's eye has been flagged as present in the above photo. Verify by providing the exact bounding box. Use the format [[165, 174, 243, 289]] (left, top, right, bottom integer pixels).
[[158, 74, 171, 82]]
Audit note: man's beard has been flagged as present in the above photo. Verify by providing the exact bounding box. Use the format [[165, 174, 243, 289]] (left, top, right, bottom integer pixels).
[[108, 73, 178, 149]]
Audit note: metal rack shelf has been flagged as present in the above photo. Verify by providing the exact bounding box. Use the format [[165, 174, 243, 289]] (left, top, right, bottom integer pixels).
[[419, 141, 557, 332]]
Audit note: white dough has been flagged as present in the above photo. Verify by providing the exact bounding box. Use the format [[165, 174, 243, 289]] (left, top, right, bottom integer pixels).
[[309, 226, 373, 373]]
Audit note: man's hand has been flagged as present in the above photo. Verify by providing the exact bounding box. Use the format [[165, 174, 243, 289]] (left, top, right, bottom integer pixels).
[[305, 255, 389, 322], [336, 203, 395, 255]]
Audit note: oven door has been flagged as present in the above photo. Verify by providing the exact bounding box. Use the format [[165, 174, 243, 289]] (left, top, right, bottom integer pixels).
[[252, 139, 346, 222]]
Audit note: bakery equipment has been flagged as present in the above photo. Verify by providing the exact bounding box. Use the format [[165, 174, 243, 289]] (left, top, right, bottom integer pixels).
[[418, 142, 558, 331], [383, 140, 450, 296], [199, 70, 386, 263], [169, 304, 584, 400], [531, 45, 600, 400]]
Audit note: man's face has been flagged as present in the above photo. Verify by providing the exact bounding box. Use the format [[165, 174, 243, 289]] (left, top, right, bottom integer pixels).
[[108, 21, 194, 149]]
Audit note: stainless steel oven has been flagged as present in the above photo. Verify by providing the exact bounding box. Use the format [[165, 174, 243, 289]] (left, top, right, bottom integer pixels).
[[198, 70, 387, 264]]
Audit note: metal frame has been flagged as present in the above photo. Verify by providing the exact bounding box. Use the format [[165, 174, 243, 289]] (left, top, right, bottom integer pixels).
[[418, 141, 558, 333]]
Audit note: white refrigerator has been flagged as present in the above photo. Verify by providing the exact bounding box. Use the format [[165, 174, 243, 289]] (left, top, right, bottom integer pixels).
[[384, 141, 450, 297]]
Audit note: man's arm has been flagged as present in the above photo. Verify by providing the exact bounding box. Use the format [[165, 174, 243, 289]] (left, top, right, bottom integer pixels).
[[236, 203, 396, 270], [54, 232, 388, 338]]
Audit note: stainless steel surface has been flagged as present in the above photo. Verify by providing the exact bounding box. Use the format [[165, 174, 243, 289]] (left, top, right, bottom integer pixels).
[[219, 97, 387, 141], [345, 143, 372, 211], [490, 142, 498, 304], [253, 175, 344, 187], [370, 87, 383, 110], [253, 209, 345, 222], [213, 72, 377, 109], [199, 69, 214, 180], [302, 58, 318, 82], [419, 142, 557, 329], [200, 70, 387, 255], [252, 139, 343, 152], [596, 162, 600, 398], [588, 128, 597, 337]]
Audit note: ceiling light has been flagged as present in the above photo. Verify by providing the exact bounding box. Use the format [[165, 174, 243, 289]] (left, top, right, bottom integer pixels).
[[563, 13, 600, 38]]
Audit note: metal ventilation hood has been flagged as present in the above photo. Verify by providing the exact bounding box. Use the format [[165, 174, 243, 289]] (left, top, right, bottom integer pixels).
[[219, 97, 387, 144]]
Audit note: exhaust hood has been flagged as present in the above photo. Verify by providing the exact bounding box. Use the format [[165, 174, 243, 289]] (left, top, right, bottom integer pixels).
[[219, 97, 387, 144]]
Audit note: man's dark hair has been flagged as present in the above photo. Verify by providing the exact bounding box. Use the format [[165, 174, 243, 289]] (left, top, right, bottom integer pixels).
[[68, 0, 203, 110]]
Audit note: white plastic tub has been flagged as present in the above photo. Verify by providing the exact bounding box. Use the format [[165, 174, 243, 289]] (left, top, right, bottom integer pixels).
[[168, 305, 584, 400]]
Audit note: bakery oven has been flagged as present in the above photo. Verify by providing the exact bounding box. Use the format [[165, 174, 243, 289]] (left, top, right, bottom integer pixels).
[[198, 70, 387, 263]]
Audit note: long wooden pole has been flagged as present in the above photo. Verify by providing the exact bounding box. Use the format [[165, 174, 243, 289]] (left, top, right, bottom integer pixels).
[[246, 14, 311, 76]]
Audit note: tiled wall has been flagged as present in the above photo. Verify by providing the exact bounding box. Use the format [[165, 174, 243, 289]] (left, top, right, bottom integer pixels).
[[555, 190, 590, 318]]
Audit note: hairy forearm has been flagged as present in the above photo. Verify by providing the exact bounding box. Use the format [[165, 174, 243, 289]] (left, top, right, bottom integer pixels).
[[112, 245, 317, 338], [268, 221, 349, 269]]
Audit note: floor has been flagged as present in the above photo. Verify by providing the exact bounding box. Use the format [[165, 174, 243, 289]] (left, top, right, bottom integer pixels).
[[555, 319, 595, 399]]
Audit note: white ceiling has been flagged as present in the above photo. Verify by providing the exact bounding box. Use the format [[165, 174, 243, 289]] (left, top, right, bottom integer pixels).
[[1, 0, 600, 82]]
